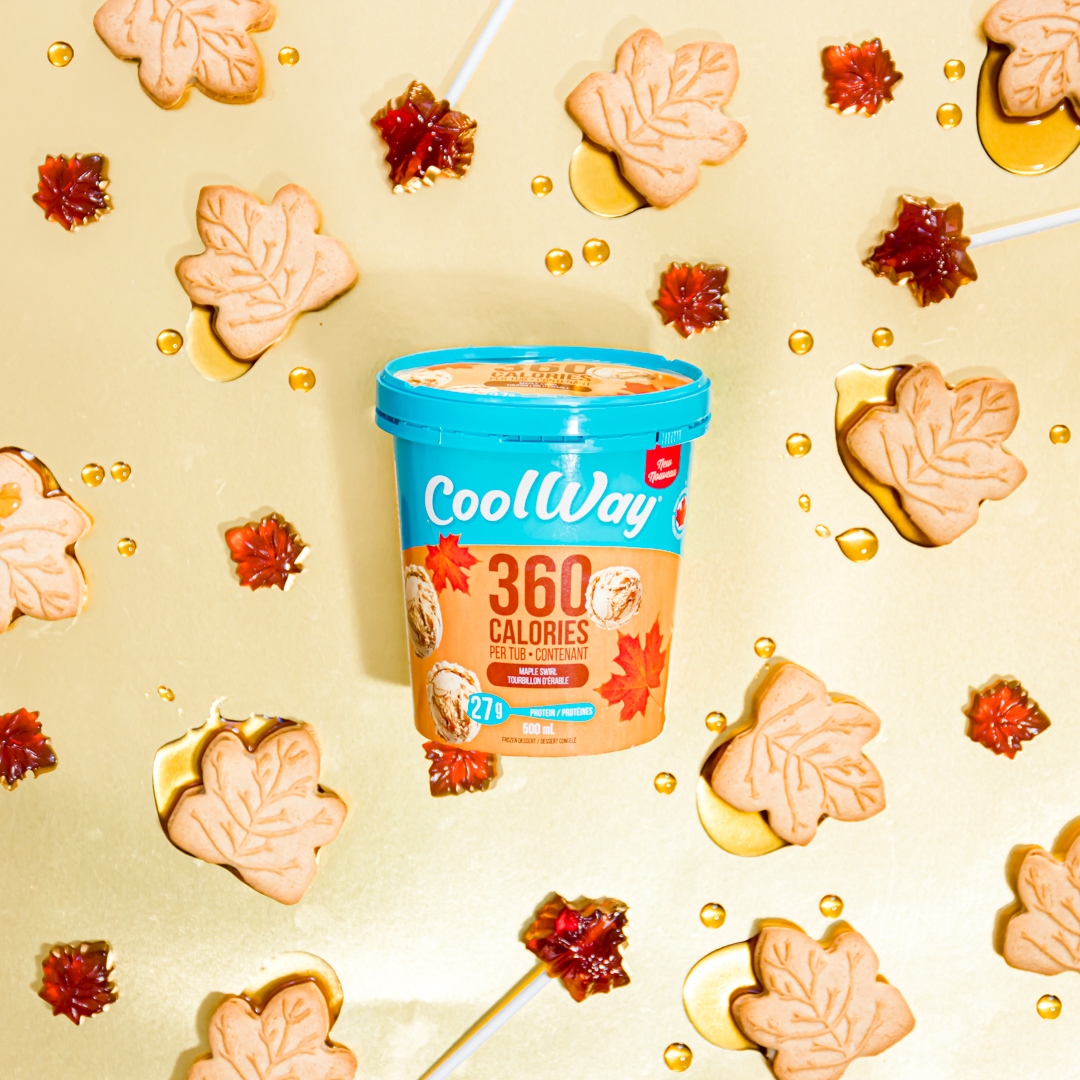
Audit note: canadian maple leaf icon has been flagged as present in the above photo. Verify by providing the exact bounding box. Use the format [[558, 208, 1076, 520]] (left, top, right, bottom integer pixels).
[[597, 618, 668, 721]]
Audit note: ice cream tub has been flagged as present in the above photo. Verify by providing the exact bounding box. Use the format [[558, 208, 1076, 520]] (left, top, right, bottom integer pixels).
[[376, 347, 711, 757]]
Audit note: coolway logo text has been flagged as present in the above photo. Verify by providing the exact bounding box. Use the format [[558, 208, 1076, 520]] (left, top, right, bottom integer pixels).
[[425, 470, 657, 539]]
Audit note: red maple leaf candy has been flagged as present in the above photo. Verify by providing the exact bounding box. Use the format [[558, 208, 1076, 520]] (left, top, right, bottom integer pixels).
[[597, 618, 669, 721], [425, 533, 480, 594], [866, 195, 977, 307], [33, 155, 111, 231], [39, 942, 117, 1024], [654, 263, 729, 338], [423, 741, 497, 797], [524, 895, 630, 1002], [225, 514, 308, 591], [822, 39, 903, 116], [372, 81, 477, 194], [0, 709, 56, 790], [966, 680, 1049, 759]]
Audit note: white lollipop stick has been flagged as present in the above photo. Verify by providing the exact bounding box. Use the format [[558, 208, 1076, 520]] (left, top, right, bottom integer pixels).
[[969, 205, 1080, 249], [418, 964, 555, 1080], [445, 0, 519, 107]]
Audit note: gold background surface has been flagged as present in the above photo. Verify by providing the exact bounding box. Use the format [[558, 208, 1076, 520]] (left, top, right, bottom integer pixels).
[[1, 1, 1077, 1077]]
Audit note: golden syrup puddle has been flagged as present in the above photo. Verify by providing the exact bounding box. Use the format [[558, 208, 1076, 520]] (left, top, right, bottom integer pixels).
[[568, 138, 649, 218], [683, 940, 760, 1051], [531, 175, 553, 198], [696, 740, 787, 859], [977, 41, 1080, 175], [834, 364, 935, 547], [186, 306, 257, 383], [152, 701, 296, 827], [240, 953, 343, 1027], [700, 903, 726, 929]]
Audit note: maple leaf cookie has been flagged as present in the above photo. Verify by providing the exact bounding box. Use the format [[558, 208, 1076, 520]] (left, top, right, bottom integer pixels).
[[846, 363, 1026, 546], [711, 663, 885, 846], [1004, 830, 1080, 975], [985, 0, 1080, 117], [566, 28, 747, 209], [167, 724, 346, 904], [190, 981, 357, 1080], [176, 185, 358, 360], [732, 926, 915, 1080], [94, 0, 275, 109], [0, 450, 91, 634]]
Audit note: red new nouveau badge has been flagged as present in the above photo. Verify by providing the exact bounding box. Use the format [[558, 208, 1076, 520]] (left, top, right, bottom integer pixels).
[[645, 445, 681, 488]]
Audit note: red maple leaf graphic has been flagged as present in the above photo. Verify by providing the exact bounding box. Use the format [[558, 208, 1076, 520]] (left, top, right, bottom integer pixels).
[[0, 708, 56, 789], [525, 895, 630, 1003], [225, 514, 307, 591], [866, 195, 977, 307], [423, 741, 497, 797], [654, 263, 729, 338], [425, 533, 479, 594], [965, 680, 1049, 759], [33, 155, 110, 231], [597, 618, 668, 721], [39, 942, 117, 1024], [372, 81, 476, 193], [822, 39, 903, 116]]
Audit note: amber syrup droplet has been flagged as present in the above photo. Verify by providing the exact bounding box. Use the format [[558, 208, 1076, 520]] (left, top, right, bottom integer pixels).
[[157, 686, 175, 702], [110, 462, 131, 483], [937, 103, 962, 129], [819, 894, 845, 918], [81, 464, 105, 487], [117, 538, 137, 557], [788, 330, 814, 355], [977, 42, 1080, 175], [531, 175, 553, 198], [583, 239, 610, 267], [48, 42, 74, 67], [156, 329, 183, 355], [545, 249, 573, 276], [945, 59, 966, 82], [798, 494, 811, 512], [278, 47, 299, 66], [872, 327, 894, 349], [700, 903, 726, 929], [1050, 424, 1071, 444], [705, 711, 727, 733], [664, 1043, 693, 1072], [754, 637, 776, 659], [786, 433, 811, 458], [1037, 994, 1062, 1019], [816, 524, 831, 538], [654, 772, 677, 794], [289, 367, 316, 392], [836, 528, 879, 563]]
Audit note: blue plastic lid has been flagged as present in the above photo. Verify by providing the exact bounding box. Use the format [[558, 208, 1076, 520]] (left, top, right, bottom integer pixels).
[[376, 346, 711, 452]]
